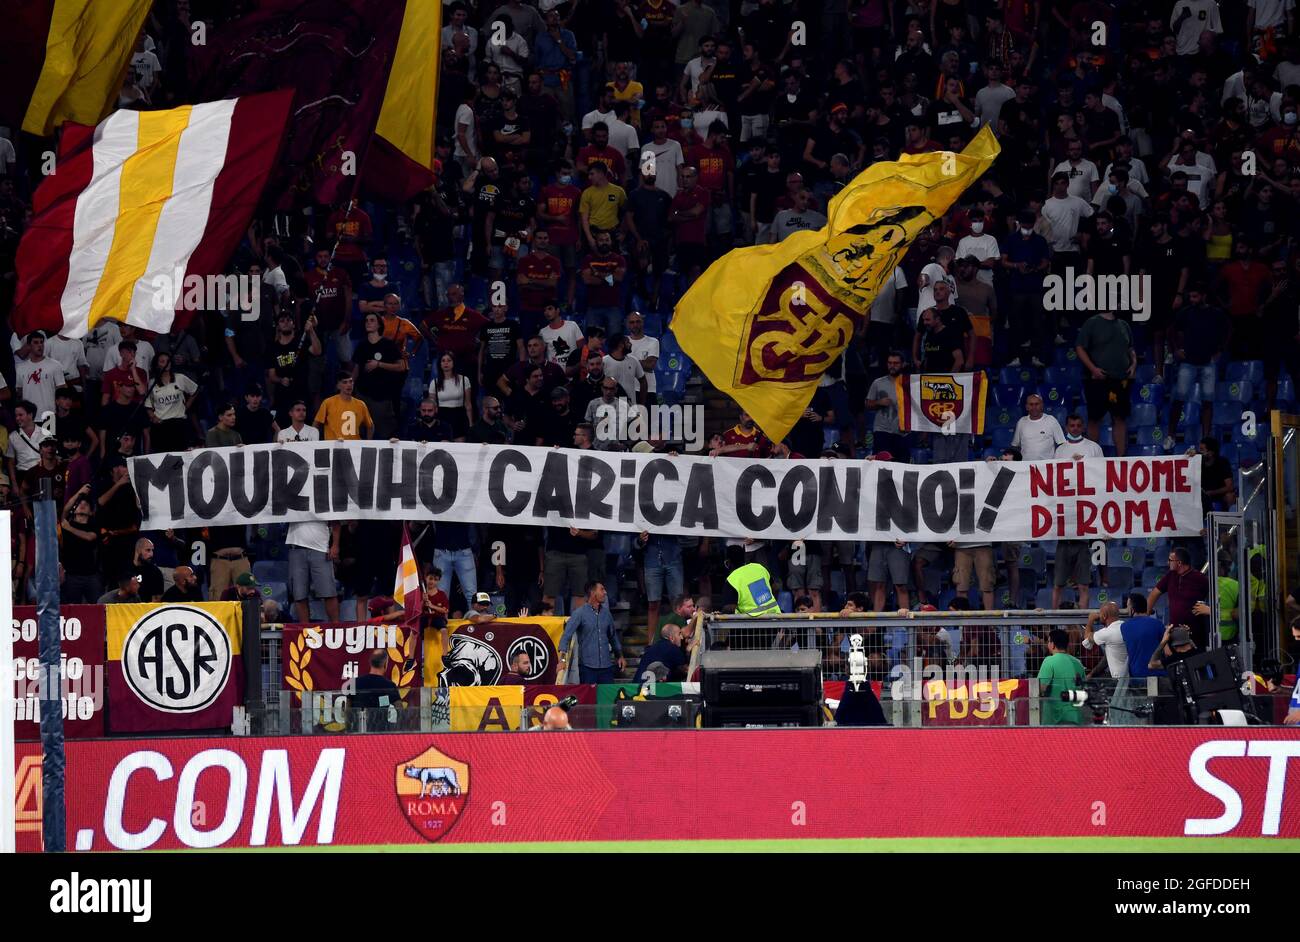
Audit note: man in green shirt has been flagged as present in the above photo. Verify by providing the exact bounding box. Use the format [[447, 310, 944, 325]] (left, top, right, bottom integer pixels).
[[1075, 310, 1136, 456], [1038, 628, 1086, 726]]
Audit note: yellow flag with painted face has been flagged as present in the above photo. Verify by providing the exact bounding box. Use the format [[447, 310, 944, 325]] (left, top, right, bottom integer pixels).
[[672, 127, 1000, 444]]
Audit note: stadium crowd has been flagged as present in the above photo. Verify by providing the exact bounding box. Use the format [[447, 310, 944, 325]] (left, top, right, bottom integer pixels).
[[0, 0, 1296, 681]]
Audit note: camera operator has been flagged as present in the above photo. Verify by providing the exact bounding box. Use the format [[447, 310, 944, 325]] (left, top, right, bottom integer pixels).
[[1037, 629, 1086, 726]]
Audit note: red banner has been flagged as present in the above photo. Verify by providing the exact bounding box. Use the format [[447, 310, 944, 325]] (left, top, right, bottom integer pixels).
[[14, 729, 1299, 851], [12, 605, 106, 739], [281, 623, 422, 703]]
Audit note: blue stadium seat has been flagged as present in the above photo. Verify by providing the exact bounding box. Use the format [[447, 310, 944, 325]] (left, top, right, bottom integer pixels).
[[1044, 364, 1082, 389], [1036, 587, 1074, 608], [1053, 346, 1082, 369], [1133, 535, 1168, 559], [1211, 400, 1245, 427], [990, 427, 1016, 450], [1019, 545, 1046, 573], [1132, 364, 1157, 386], [921, 566, 945, 598], [660, 330, 684, 357], [1276, 375, 1295, 406], [1104, 566, 1134, 592], [1093, 586, 1123, 606], [1233, 443, 1263, 467], [253, 560, 290, 586], [1178, 400, 1201, 429], [1040, 383, 1071, 411], [1132, 383, 1165, 408], [992, 384, 1024, 410], [988, 405, 1017, 429], [910, 448, 932, 464], [641, 312, 665, 336], [999, 365, 1040, 387], [1097, 424, 1115, 447], [1016, 567, 1040, 592], [1216, 380, 1252, 404], [1133, 425, 1165, 447], [1129, 403, 1158, 428], [1226, 361, 1265, 388], [1106, 544, 1141, 569], [777, 591, 794, 613], [1140, 566, 1166, 589], [656, 367, 688, 403]]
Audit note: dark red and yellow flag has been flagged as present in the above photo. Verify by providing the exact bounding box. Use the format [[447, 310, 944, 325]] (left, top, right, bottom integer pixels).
[[672, 128, 1000, 443]]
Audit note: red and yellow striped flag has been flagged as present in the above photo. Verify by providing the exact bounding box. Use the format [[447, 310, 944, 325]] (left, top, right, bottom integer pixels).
[[11, 91, 292, 339], [394, 524, 423, 626]]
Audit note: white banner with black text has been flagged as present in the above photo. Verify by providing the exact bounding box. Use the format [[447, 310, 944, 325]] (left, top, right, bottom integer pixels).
[[128, 443, 1204, 542]]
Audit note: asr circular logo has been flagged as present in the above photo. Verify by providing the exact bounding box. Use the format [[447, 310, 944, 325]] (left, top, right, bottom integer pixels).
[[507, 635, 550, 680], [121, 606, 232, 713]]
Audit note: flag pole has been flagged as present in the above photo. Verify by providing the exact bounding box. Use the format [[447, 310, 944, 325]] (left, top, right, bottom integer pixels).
[[35, 476, 65, 851], [0, 509, 14, 853]]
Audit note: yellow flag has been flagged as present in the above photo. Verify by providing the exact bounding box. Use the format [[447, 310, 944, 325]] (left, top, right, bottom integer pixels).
[[672, 127, 1000, 444], [22, 0, 154, 136]]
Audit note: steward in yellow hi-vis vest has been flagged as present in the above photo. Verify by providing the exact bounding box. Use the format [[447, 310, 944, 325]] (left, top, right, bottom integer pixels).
[[725, 545, 781, 616]]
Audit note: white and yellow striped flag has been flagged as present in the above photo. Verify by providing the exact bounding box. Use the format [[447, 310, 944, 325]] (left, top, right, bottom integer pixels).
[[12, 91, 292, 339], [394, 524, 423, 626]]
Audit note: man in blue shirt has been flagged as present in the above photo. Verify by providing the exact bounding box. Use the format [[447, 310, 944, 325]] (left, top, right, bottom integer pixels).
[[634, 623, 688, 683], [1121, 593, 1167, 679], [558, 581, 624, 683]]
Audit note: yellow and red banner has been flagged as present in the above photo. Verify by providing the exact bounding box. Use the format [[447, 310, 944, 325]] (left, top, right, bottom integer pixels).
[[672, 127, 999, 443], [12, 91, 292, 339], [105, 602, 244, 733]]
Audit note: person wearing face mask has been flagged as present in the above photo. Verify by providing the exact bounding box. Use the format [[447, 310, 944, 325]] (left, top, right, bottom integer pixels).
[[1090, 168, 1145, 230], [954, 208, 999, 286], [536, 160, 581, 308], [1258, 100, 1300, 166]]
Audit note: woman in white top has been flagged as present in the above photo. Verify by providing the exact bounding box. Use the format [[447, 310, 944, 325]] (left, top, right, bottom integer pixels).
[[144, 353, 199, 453], [428, 352, 474, 440]]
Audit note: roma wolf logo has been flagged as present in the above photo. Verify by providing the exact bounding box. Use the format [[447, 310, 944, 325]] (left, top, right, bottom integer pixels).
[[919, 374, 964, 426], [395, 746, 470, 843], [403, 764, 462, 798]]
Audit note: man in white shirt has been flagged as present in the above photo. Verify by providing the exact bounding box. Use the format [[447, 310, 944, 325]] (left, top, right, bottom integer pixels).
[[276, 401, 321, 443], [1051, 139, 1100, 201], [102, 326, 154, 375], [581, 87, 619, 141], [680, 36, 718, 99], [1011, 393, 1065, 461], [641, 118, 685, 197], [1171, 0, 1222, 56], [1052, 413, 1103, 608], [1083, 601, 1130, 678], [625, 312, 659, 395], [915, 245, 957, 319], [6, 400, 50, 481], [15, 332, 71, 421], [287, 517, 340, 623], [1165, 139, 1218, 207], [539, 304, 585, 373], [769, 188, 828, 242], [955, 210, 999, 286], [1248, 0, 1295, 36], [442, 4, 479, 73], [974, 62, 1016, 128], [83, 319, 123, 380], [1042, 172, 1094, 255], [603, 334, 647, 403], [13, 330, 87, 392]]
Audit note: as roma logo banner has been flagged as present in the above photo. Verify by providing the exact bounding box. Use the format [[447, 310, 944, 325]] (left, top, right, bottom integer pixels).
[[524, 684, 598, 729], [281, 622, 421, 704], [106, 603, 244, 733], [896, 372, 988, 434], [423, 617, 565, 686], [395, 744, 469, 843]]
